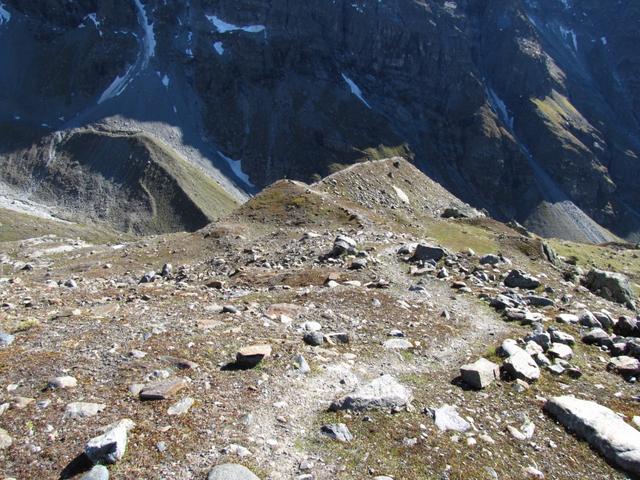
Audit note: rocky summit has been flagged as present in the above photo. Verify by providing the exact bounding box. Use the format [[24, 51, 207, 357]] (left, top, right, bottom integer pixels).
[[0, 1, 640, 480], [0, 0, 639, 242]]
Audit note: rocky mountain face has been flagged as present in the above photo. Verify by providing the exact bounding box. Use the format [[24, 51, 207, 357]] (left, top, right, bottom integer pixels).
[[0, 0, 639, 242]]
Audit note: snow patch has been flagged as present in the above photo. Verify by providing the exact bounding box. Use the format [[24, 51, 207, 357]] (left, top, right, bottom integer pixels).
[[600, 36, 607, 46], [487, 88, 514, 131], [341, 73, 372, 109], [0, 2, 10, 25], [84, 13, 102, 36], [214, 41, 225, 55], [206, 14, 265, 34], [98, 64, 136, 104], [218, 151, 254, 188], [133, 0, 156, 66], [559, 25, 578, 51]]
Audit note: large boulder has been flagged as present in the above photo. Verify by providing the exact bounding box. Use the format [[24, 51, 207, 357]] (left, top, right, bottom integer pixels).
[[614, 316, 640, 338], [504, 270, 541, 290], [330, 375, 411, 411], [410, 244, 448, 263], [544, 396, 640, 475], [583, 269, 636, 310]]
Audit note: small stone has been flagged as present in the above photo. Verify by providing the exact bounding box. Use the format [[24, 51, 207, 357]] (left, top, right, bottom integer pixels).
[[292, 354, 310, 374], [0, 427, 12, 449], [65, 402, 106, 419], [548, 343, 573, 360], [432, 405, 471, 432], [321, 423, 353, 442], [139, 378, 188, 400], [303, 331, 324, 346], [47, 376, 78, 389], [236, 345, 272, 368], [167, 397, 194, 416]]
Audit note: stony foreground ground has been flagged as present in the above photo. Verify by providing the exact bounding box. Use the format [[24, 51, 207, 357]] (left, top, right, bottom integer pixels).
[[1, 168, 640, 480]]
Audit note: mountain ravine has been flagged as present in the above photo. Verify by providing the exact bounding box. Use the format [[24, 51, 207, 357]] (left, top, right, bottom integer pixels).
[[0, 0, 639, 242]]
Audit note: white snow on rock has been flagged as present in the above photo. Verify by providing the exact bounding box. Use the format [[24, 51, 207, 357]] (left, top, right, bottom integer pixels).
[[487, 88, 514, 131], [98, 64, 136, 104], [214, 41, 225, 55], [206, 14, 265, 34], [133, 0, 156, 66], [341, 73, 372, 109], [218, 151, 255, 188], [83, 13, 102, 36], [0, 2, 10, 25]]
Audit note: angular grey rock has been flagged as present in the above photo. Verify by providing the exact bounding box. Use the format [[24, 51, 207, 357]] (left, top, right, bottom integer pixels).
[[579, 311, 603, 329], [331, 235, 357, 257], [292, 354, 310, 374], [84, 419, 135, 464], [330, 375, 411, 411], [207, 464, 260, 480], [411, 244, 447, 263], [544, 396, 640, 475], [583, 269, 637, 310], [608, 356, 640, 376], [139, 378, 188, 400], [550, 330, 575, 346], [321, 423, 353, 442], [432, 405, 471, 432], [460, 358, 500, 389], [614, 317, 640, 338], [504, 270, 541, 290], [582, 328, 611, 346], [479, 254, 501, 265], [303, 331, 324, 346], [502, 341, 541, 382], [80, 465, 109, 480], [525, 331, 551, 351], [526, 295, 555, 307], [556, 313, 579, 324]]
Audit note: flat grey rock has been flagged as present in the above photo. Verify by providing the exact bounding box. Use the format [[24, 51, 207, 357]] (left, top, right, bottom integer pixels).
[[66, 402, 106, 418], [330, 375, 411, 411], [545, 396, 640, 475]]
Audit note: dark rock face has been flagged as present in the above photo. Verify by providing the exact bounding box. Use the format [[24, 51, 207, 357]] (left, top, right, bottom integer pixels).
[[0, 0, 639, 241]]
